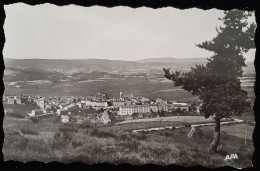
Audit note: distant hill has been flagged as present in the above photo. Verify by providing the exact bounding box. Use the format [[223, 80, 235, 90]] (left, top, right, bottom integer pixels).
[[137, 57, 208, 64], [4, 58, 139, 74], [3, 58, 210, 77], [3, 67, 65, 82], [136, 57, 210, 73], [3, 58, 255, 82]]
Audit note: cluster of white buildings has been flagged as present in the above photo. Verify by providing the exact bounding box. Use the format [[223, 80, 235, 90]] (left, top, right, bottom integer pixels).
[[119, 105, 150, 115], [117, 102, 193, 115], [3, 95, 45, 108], [82, 100, 108, 109], [4, 92, 199, 121]]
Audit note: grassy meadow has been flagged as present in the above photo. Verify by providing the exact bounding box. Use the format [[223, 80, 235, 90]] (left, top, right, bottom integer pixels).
[[3, 113, 254, 168]]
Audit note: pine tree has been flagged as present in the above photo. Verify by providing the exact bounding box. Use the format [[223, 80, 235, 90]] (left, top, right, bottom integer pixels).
[[163, 10, 255, 153]]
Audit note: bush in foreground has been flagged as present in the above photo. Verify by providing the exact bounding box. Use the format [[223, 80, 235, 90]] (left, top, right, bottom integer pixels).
[[72, 140, 84, 149], [21, 127, 39, 135], [78, 120, 94, 129], [90, 128, 117, 138], [7, 113, 25, 119]]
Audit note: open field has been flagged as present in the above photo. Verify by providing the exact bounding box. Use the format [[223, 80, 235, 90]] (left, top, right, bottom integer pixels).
[[100, 115, 251, 133], [117, 116, 216, 125], [201, 124, 254, 140], [4, 78, 198, 101], [4, 77, 254, 104], [4, 104, 37, 116], [232, 111, 255, 123], [99, 121, 185, 132], [240, 78, 255, 87]]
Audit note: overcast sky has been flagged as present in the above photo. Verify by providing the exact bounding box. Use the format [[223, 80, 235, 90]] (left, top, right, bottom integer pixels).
[[3, 3, 256, 61]]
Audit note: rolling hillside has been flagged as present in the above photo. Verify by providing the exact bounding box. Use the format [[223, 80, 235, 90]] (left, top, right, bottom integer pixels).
[[3, 67, 65, 82], [137, 57, 208, 63], [4, 58, 139, 74], [3, 58, 255, 82]]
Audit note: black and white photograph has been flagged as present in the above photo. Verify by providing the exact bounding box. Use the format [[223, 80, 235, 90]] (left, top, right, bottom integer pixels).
[[2, 3, 256, 168]]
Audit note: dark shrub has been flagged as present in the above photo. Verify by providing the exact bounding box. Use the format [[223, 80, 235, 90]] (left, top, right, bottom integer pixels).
[[4, 134, 20, 146], [51, 125, 76, 151], [7, 113, 25, 119], [6, 130, 21, 137], [90, 128, 99, 136], [51, 139, 65, 150], [31, 118, 39, 123], [63, 132, 73, 140], [238, 145, 253, 159], [164, 132, 172, 137], [83, 130, 90, 135], [61, 122, 77, 128], [59, 126, 78, 134], [119, 133, 145, 141], [92, 146, 104, 154], [55, 116, 61, 123], [90, 129, 116, 138], [98, 131, 117, 138], [53, 132, 61, 140], [119, 133, 130, 141], [3, 130, 21, 149], [72, 141, 83, 149], [138, 134, 147, 141], [51, 133, 72, 150], [16, 137, 29, 151], [131, 133, 147, 141], [78, 120, 94, 129], [249, 122, 255, 126], [120, 140, 140, 152], [21, 127, 39, 135], [69, 116, 77, 123], [27, 141, 50, 154], [178, 149, 188, 158], [184, 123, 191, 127]]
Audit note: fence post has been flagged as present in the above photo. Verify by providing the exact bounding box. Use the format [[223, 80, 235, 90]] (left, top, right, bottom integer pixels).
[[131, 117, 132, 130], [245, 119, 248, 146]]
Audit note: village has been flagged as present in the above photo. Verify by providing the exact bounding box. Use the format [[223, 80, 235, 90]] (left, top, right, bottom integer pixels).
[[3, 91, 200, 125]]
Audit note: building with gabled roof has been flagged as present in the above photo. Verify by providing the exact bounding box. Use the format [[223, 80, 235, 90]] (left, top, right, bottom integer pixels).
[[119, 105, 150, 115]]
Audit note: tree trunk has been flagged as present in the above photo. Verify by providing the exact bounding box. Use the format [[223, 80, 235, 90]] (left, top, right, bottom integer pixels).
[[208, 118, 220, 153]]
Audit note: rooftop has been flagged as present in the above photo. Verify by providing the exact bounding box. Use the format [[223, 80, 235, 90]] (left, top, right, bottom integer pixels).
[[120, 105, 150, 108]]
